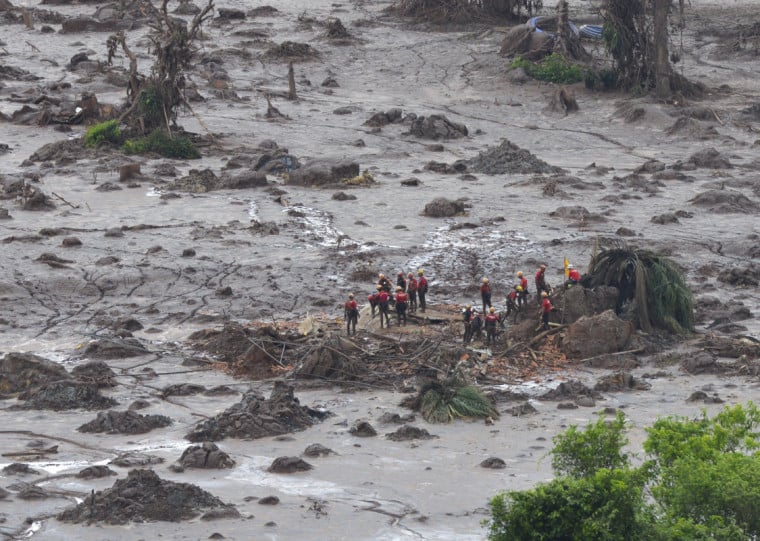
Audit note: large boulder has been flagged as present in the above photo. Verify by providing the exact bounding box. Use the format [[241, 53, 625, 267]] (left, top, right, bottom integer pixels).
[[562, 310, 634, 359], [554, 286, 618, 325], [286, 160, 359, 186], [0, 352, 70, 396]]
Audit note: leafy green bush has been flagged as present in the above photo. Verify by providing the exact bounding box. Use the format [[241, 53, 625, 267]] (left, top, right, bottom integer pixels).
[[552, 411, 630, 478], [84, 120, 122, 148], [137, 86, 165, 131], [122, 129, 200, 159], [510, 53, 586, 84]]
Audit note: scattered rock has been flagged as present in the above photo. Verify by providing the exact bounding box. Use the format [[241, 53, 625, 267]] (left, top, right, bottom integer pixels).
[[267, 456, 312, 473], [505, 402, 537, 416], [332, 191, 356, 201], [258, 495, 280, 505], [480, 457, 506, 469], [186, 382, 322, 442], [651, 213, 679, 225], [687, 147, 732, 169], [377, 412, 416, 424], [385, 425, 437, 441], [303, 444, 335, 457], [349, 420, 377, 437], [77, 410, 173, 434], [0, 352, 70, 397], [422, 197, 466, 218], [71, 361, 117, 387], [681, 351, 719, 374], [264, 41, 318, 61], [15, 381, 117, 411], [217, 8, 245, 19], [460, 139, 561, 175], [161, 383, 206, 398], [287, 160, 360, 186], [57, 469, 239, 524], [173, 442, 235, 471], [110, 452, 164, 468], [689, 189, 759, 214], [364, 108, 403, 127], [84, 337, 148, 359], [594, 372, 651, 392], [408, 114, 468, 140], [549, 206, 607, 223], [3, 463, 39, 475], [77, 465, 117, 479], [717, 265, 760, 287]]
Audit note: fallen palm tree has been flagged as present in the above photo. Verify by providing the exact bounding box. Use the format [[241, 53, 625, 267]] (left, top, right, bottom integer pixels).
[[403, 374, 498, 423], [581, 244, 694, 334]]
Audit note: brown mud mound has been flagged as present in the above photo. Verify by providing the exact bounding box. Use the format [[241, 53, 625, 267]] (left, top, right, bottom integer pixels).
[[539, 380, 601, 401], [549, 205, 607, 223], [665, 117, 719, 139], [718, 264, 760, 287], [422, 197, 466, 218], [77, 466, 117, 479], [385, 425, 437, 441], [57, 469, 239, 525], [695, 334, 760, 360], [171, 442, 235, 471], [84, 337, 149, 359], [364, 108, 403, 127], [71, 360, 118, 387], [295, 335, 367, 382], [689, 189, 759, 214], [185, 381, 324, 442], [77, 410, 173, 434], [110, 452, 164, 468], [458, 139, 562, 175], [161, 383, 206, 398], [561, 310, 634, 359], [349, 420, 377, 437], [287, 160, 360, 186], [15, 381, 117, 411], [480, 457, 507, 469], [303, 443, 336, 457], [408, 114, 468, 140], [267, 456, 313, 473], [189, 323, 297, 379], [553, 286, 618, 325], [687, 147, 732, 169], [594, 371, 651, 392], [0, 352, 69, 397]]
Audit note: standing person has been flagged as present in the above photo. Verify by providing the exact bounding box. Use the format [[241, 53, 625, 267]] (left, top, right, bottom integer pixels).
[[470, 309, 483, 341], [344, 293, 359, 336], [462, 304, 473, 344], [406, 272, 418, 313], [535, 264, 551, 302], [485, 307, 499, 345], [377, 287, 391, 328], [397, 272, 407, 292], [480, 277, 492, 315], [540, 291, 552, 331], [417, 269, 428, 313], [517, 271, 529, 308], [377, 273, 392, 293], [506, 285, 520, 320], [395, 286, 408, 326]]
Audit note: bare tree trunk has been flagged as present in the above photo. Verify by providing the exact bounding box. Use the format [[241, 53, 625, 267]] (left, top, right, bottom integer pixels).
[[555, 0, 570, 54], [653, 0, 672, 97], [287, 62, 297, 101]]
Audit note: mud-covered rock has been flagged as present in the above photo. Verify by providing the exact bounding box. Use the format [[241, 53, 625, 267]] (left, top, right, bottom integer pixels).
[[562, 310, 634, 359], [78, 410, 173, 434], [161, 383, 206, 398], [57, 469, 239, 524], [267, 456, 312, 473], [70, 360, 117, 388], [172, 442, 235, 471], [505, 402, 538, 416], [422, 197, 466, 218], [84, 337, 149, 359], [459, 139, 561, 175], [15, 381, 117, 411], [77, 465, 117, 479], [364, 108, 403, 127], [0, 352, 70, 397], [385, 425, 437, 441], [549, 205, 607, 223], [303, 444, 335, 458], [185, 382, 322, 442], [687, 147, 732, 168], [717, 265, 760, 287], [110, 452, 164, 468], [552, 286, 618, 326], [594, 371, 651, 392], [349, 420, 377, 437], [480, 457, 506, 469], [287, 160, 360, 186], [408, 114, 467, 140], [540, 380, 601, 401], [689, 189, 760, 214], [3, 463, 39, 475], [377, 412, 416, 424]]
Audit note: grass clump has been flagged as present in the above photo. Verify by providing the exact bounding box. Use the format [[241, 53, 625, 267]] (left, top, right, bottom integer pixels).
[[84, 120, 122, 148], [122, 130, 200, 159], [510, 53, 586, 84], [406, 376, 498, 424]]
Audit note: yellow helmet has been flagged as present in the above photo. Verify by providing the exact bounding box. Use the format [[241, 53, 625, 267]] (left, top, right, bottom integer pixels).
[[482, 277, 489, 283], [379, 273, 385, 279], [542, 291, 549, 297], [376, 285, 382, 290], [465, 304, 471, 309], [396, 286, 402, 291], [417, 269, 424, 275], [517, 271, 523, 277], [349, 293, 354, 298], [516, 285, 523, 292], [489, 307, 495, 313]]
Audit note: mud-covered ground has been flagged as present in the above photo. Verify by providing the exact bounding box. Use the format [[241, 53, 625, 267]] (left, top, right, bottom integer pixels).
[[0, 0, 759, 539]]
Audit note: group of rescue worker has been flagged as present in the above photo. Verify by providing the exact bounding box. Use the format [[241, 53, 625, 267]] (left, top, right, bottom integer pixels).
[[342, 262, 582, 340], [342, 269, 429, 335]]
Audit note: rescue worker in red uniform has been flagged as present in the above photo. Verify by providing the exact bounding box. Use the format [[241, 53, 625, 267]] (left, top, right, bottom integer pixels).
[[377, 273, 392, 294], [368, 285, 381, 318], [344, 293, 359, 336], [480, 277, 492, 315], [540, 291, 552, 330], [566, 264, 581, 287], [517, 271, 529, 308], [535, 264, 551, 302], [406, 272, 418, 313], [377, 287, 391, 328], [485, 307, 499, 345], [506, 285, 520, 320], [395, 286, 408, 326], [417, 269, 428, 313]]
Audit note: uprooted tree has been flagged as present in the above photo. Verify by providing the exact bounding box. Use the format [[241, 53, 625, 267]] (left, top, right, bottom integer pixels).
[[107, 0, 214, 134]]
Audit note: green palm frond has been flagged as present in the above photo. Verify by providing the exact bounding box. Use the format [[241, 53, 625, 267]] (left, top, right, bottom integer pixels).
[[419, 381, 498, 424]]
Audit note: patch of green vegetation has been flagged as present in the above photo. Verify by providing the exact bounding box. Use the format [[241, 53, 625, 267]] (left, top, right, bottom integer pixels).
[[84, 119, 122, 148], [417, 378, 498, 423], [510, 53, 586, 84], [122, 129, 200, 159], [137, 86, 165, 131]]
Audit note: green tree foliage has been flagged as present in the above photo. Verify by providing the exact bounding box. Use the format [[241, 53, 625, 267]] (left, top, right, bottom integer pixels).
[[486, 404, 760, 540], [510, 53, 586, 84], [122, 129, 200, 159], [581, 245, 694, 333], [551, 411, 629, 478], [84, 120, 122, 148], [407, 376, 498, 423]]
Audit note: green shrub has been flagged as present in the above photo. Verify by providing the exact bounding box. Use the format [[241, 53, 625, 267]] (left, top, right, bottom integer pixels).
[[122, 130, 200, 159], [552, 411, 630, 478], [84, 120, 122, 148], [137, 86, 165, 131], [510, 53, 586, 84]]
